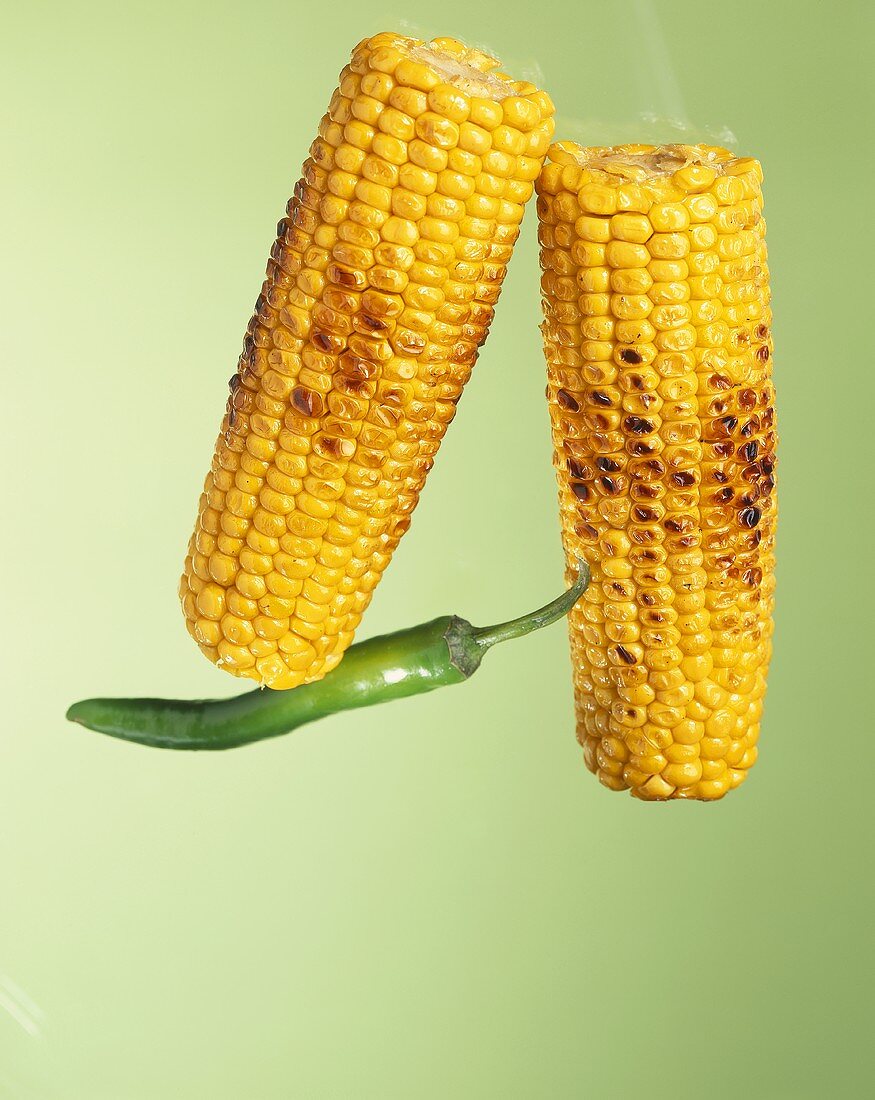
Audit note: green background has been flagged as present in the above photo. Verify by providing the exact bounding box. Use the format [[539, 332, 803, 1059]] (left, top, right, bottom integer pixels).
[[3, 0, 872, 1096]]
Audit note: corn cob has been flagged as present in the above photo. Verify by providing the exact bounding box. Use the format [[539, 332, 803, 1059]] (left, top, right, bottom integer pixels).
[[180, 33, 555, 690], [537, 143, 776, 801]]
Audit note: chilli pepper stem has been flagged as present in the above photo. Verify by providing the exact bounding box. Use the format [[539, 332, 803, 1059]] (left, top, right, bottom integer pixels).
[[472, 561, 590, 651], [66, 562, 590, 752]]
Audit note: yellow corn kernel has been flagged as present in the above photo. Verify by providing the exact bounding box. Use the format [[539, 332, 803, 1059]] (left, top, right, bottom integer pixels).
[[181, 33, 555, 689], [537, 142, 776, 801]]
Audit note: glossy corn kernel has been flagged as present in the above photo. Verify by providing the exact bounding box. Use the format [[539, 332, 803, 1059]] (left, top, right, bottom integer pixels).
[[181, 33, 555, 689], [537, 143, 776, 801]]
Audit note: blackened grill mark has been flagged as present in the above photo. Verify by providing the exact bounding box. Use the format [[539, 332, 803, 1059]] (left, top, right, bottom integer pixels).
[[741, 440, 759, 462], [563, 462, 589, 484], [557, 389, 580, 411], [571, 482, 590, 500], [740, 506, 762, 528], [718, 416, 739, 434], [312, 331, 333, 351], [590, 391, 612, 406], [619, 348, 642, 364], [615, 645, 636, 665], [671, 471, 696, 487], [739, 389, 757, 410], [596, 456, 620, 472], [566, 458, 589, 479], [625, 416, 654, 435], [291, 387, 323, 417], [713, 487, 734, 504], [330, 266, 361, 289], [740, 417, 760, 437], [636, 459, 665, 479], [598, 475, 620, 495]]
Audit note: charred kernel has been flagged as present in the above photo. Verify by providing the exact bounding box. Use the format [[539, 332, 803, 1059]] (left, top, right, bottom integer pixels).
[[571, 482, 591, 500], [615, 645, 637, 665], [290, 387, 324, 417], [557, 388, 580, 411], [741, 440, 759, 462], [619, 348, 643, 364], [566, 457, 592, 479], [596, 456, 621, 472], [737, 389, 757, 410], [739, 506, 762, 528], [671, 471, 696, 487], [624, 416, 653, 435]]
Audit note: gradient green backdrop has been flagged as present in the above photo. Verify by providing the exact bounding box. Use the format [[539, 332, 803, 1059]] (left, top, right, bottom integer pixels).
[[3, 1, 873, 1096]]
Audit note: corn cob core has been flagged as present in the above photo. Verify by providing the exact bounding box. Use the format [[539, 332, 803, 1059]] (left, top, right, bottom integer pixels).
[[180, 33, 554, 690], [537, 142, 776, 801]]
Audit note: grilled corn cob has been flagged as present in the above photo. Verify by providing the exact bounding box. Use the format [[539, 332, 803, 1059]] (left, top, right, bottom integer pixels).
[[181, 33, 554, 689], [537, 143, 776, 800]]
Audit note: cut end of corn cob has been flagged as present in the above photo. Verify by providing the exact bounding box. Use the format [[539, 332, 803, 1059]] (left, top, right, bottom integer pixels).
[[180, 33, 555, 691], [537, 142, 775, 802]]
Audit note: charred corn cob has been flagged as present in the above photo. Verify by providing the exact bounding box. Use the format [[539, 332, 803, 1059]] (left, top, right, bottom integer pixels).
[[180, 33, 554, 689], [537, 143, 776, 801]]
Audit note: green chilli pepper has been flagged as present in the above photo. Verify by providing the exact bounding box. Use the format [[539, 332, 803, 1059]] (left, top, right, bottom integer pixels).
[[67, 563, 590, 751]]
